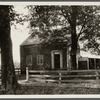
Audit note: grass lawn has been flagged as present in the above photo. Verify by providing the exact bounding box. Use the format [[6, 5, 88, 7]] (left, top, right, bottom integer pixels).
[[0, 74, 100, 94], [14, 84, 100, 94], [0, 80, 100, 94]]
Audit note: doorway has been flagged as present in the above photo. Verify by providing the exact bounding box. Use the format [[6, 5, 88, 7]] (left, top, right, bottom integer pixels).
[[54, 54, 60, 69], [51, 50, 63, 69]]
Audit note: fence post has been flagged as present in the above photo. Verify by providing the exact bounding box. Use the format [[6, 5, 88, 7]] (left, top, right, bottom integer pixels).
[[95, 71, 99, 82], [26, 67, 29, 81], [59, 72, 61, 84], [18, 68, 19, 75]]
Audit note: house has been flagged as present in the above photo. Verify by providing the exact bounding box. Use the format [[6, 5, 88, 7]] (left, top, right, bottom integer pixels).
[[20, 35, 69, 74], [20, 34, 100, 74]]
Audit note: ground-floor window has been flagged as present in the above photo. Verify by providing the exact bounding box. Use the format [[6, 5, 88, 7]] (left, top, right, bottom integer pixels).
[[89, 58, 95, 69], [89, 58, 100, 69], [37, 55, 43, 65], [96, 59, 100, 69]]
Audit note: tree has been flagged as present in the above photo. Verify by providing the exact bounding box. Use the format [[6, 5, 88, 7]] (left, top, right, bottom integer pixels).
[[0, 6, 18, 91], [28, 6, 100, 69]]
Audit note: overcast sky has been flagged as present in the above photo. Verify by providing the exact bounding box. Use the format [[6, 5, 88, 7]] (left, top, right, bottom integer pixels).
[[11, 5, 30, 62]]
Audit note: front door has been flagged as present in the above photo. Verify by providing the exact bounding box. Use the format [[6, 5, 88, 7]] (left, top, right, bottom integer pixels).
[[51, 50, 63, 69], [54, 54, 60, 69]]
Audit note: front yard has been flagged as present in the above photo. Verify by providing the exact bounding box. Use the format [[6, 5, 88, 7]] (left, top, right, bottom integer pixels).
[[16, 82, 100, 94], [1, 78, 100, 94]]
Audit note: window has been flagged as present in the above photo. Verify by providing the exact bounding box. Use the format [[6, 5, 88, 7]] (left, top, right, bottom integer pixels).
[[37, 55, 43, 65], [26, 55, 32, 66]]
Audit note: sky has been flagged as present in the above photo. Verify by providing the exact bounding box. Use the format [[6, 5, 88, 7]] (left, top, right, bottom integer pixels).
[[11, 5, 100, 63], [11, 5, 30, 63]]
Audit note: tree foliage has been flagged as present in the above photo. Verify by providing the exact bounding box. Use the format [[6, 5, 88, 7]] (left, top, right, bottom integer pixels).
[[28, 5, 100, 69]]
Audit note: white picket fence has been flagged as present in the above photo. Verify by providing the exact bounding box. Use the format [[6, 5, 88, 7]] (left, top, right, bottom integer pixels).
[[26, 67, 100, 84]]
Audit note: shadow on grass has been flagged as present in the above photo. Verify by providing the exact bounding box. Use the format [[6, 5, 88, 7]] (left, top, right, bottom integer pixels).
[[0, 83, 100, 94]]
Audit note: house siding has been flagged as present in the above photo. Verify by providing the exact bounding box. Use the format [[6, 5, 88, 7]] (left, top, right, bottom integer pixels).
[[20, 43, 67, 73]]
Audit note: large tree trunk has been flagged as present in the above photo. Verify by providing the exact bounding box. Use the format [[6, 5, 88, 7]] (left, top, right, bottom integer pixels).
[[70, 6, 78, 70], [70, 34, 78, 70], [0, 6, 18, 91]]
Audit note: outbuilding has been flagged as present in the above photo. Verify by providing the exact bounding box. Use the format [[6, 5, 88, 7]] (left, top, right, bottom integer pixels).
[[78, 56, 100, 70]]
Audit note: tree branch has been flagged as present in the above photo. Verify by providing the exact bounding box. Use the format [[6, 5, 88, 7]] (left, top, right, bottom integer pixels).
[[61, 9, 72, 26], [77, 17, 87, 41]]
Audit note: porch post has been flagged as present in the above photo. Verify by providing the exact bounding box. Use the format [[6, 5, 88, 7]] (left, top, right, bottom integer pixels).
[[76, 55, 79, 70], [87, 58, 89, 70], [60, 51, 63, 69], [67, 49, 71, 70], [94, 59, 96, 69], [51, 51, 54, 69]]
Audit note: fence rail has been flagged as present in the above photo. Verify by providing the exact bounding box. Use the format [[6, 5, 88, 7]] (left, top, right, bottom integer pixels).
[[0, 68, 21, 77], [15, 68, 21, 75], [26, 67, 100, 84]]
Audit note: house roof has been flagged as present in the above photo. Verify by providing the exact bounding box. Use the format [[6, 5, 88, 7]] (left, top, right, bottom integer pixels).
[[80, 51, 100, 59], [21, 34, 67, 46], [21, 34, 100, 59], [21, 35, 43, 46]]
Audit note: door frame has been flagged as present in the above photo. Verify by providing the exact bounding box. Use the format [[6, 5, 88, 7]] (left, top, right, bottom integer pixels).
[[51, 50, 63, 69]]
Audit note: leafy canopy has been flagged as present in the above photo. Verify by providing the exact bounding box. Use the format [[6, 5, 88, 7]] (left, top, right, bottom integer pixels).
[[28, 6, 100, 54]]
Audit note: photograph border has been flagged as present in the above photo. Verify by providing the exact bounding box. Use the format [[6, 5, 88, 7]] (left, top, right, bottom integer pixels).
[[0, 0, 100, 99]]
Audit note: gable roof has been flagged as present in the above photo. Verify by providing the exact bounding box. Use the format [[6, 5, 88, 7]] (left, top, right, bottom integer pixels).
[[21, 35, 43, 46]]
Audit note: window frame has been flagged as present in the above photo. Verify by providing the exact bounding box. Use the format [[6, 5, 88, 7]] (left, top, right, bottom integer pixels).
[[37, 55, 44, 65]]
